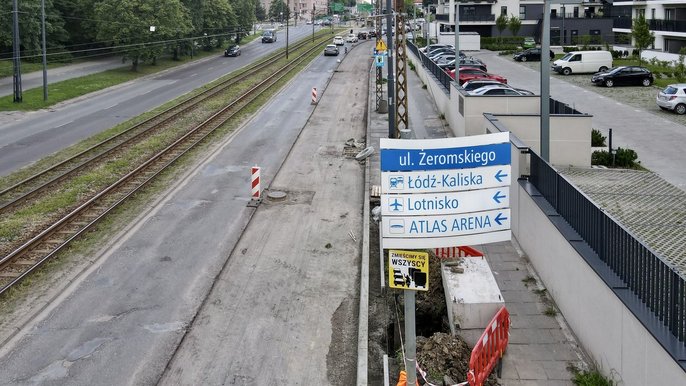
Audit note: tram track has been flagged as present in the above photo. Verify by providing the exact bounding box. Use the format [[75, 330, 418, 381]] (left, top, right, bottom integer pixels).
[[0, 33, 335, 295]]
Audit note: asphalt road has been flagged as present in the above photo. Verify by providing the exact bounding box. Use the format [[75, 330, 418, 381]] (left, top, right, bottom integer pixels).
[[0, 31, 362, 385], [0, 25, 326, 177]]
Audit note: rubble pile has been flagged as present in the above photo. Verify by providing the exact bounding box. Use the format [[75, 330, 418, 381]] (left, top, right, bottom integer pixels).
[[416, 333, 500, 386]]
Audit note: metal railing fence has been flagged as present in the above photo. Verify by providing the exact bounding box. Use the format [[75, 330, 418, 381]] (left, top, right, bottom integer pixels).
[[529, 151, 685, 346], [407, 40, 452, 92]]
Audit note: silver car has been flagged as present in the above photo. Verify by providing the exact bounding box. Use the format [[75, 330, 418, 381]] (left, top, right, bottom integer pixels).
[[656, 84, 686, 114]]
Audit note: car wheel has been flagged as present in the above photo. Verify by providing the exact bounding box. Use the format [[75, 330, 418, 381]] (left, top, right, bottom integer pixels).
[[605, 79, 614, 87], [599, 66, 609, 72], [676, 104, 686, 115], [521, 56, 527, 62], [562, 67, 572, 75], [642, 78, 651, 87]]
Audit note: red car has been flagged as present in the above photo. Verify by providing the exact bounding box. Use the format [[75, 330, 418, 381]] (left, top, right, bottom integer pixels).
[[449, 67, 507, 85]]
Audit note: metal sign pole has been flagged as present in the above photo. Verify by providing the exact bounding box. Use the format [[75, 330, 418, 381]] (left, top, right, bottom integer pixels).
[[385, 0, 395, 138], [404, 290, 417, 385]]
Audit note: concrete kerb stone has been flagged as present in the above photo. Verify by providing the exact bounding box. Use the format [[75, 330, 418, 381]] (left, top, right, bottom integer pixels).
[[356, 52, 377, 386]]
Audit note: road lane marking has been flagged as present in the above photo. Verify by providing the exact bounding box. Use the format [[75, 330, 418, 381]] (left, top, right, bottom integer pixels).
[[55, 120, 74, 128]]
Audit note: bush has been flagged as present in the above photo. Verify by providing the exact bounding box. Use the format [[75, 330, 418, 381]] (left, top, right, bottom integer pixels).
[[592, 148, 639, 168], [591, 129, 606, 147]]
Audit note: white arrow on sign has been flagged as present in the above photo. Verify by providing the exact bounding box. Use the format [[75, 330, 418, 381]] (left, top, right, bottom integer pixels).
[[381, 187, 509, 216], [382, 209, 510, 239], [381, 165, 510, 194]]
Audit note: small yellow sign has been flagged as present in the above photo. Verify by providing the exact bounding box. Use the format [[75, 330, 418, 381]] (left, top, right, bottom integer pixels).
[[388, 250, 429, 291], [375, 39, 387, 52]]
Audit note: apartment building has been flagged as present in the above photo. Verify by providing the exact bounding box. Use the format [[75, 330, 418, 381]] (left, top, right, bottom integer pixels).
[[613, 0, 686, 53], [432, 0, 614, 45], [260, 0, 329, 21]]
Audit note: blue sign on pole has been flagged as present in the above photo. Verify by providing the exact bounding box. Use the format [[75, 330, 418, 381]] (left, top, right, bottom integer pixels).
[[375, 55, 384, 67], [380, 142, 511, 171]]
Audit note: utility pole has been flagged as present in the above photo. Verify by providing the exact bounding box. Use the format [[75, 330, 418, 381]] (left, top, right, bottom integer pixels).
[[454, 2, 460, 84], [385, 0, 395, 138], [286, 0, 290, 59], [541, 0, 551, 161], [394, 0, 408, 138], [312, 4, 316, 42], [12, 0, 22, 103], [41, 0, 48, 101], [375, 0, 383, 110]]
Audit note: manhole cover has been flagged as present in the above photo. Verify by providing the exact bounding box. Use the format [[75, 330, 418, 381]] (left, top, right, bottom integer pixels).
[[267, 191, 287, 200]]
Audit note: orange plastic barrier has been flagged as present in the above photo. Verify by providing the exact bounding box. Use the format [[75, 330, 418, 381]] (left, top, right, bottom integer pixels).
[[434, 246, 484, 259], [395, 370, 419, 386], [467, 306, 511, 386]]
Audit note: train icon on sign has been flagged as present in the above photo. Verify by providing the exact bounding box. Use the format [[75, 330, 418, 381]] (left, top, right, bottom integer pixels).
[[389, 176, 404, 190]]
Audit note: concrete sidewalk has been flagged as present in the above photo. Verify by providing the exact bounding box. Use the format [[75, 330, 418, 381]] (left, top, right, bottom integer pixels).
[[366, 64, 589, 384]]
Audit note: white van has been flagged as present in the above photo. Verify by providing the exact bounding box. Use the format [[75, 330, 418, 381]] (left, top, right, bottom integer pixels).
[[552, 50, 612, 75]]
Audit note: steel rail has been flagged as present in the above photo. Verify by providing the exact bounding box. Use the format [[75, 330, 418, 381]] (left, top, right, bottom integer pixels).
[[0, 35, 331, 295]]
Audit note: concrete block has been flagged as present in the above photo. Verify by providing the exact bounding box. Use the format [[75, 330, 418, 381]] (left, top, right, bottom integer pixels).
[[442, 256, 504, 346]]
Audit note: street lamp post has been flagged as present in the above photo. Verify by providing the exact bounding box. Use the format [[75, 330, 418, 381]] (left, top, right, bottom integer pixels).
[[286, 0, 289, 59], [312, 4, 316, 42]]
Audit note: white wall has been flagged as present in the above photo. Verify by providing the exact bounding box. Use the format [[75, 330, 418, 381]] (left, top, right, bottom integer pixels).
[[514, 184, 686, 386]]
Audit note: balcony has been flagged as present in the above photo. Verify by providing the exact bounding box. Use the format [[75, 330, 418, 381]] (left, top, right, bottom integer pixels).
[[613, 17, 686, 33], [435, 13, 496, 22]]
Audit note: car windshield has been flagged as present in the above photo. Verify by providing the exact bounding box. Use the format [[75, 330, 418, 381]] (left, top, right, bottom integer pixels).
[[560, 53, 573, 61], [607, 67, 625, 74], [663, 86, 679, 95]]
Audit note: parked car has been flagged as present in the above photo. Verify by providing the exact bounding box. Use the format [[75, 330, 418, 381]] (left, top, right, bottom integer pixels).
[[470, 85, 531, 96], [461, 79, 507, 92], [513, 48, 554, 62], [224, 44, 241, 57], [656, 84, 686, 114], [552, 50, 612, 75], [422, 44, 453, 55], [523, 37, 536, 48], [449, 67, 507, 85], [428, 48, 456, 60], [345, 33, 358, 43], [333, 35, 345, 45], [591, 66, 654, 87], [323, 44, 339, 56]]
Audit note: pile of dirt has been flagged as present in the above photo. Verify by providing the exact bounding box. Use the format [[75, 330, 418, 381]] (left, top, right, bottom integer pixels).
[[416, 332, 499, 385]]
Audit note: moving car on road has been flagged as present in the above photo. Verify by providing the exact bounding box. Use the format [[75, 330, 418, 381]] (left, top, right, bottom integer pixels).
[[333, 35, 345, 46], [224, 45, 241, 57], [591, 66, 654, 87], [656, 84, 686, 114], [262, 29, 277, 43], [324, 44, 339, 56], [345, 33, 358, 43]]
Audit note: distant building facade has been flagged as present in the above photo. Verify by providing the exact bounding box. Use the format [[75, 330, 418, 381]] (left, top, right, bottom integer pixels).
[[613, 0, 686, 53]]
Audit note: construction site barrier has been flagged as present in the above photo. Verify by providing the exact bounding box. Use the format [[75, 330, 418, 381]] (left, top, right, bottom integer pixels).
[[467, 306, 510, 386], [434, 246, 484, 259], [251, 166, 261, 199]]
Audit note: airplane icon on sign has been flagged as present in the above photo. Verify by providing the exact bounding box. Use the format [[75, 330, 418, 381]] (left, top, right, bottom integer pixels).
[[389, 198, 403, 212]]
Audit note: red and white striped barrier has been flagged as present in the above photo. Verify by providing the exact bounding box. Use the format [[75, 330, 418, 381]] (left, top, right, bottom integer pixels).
[[251, 166, 261, 199], [311, 87, 317, 104], [434, 246, 484, 259]]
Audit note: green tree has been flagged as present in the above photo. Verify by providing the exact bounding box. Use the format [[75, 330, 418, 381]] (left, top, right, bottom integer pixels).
[[508, 15, 521, 37], [632, 13, 655, 66], [94, 0, 192, 71], [495, 14, 508, 41], [230, 0, 254, 37], [255, 1, 267, 21], [269, 0, 287, 21], [0, 0, 68, 62]]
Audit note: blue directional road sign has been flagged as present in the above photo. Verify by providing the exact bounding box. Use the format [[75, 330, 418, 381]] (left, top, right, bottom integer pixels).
[[381, 165, 511, 194], [379, 132, 512, 249], [381, 187, 509, 216]]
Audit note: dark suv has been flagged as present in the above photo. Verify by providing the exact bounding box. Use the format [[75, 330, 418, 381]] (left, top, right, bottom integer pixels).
[[224, 45, 241, 57]]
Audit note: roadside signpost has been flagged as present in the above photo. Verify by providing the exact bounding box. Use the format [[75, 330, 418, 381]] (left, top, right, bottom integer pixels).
[[380, 132, 512, 384], [380, 132, 512, 249]]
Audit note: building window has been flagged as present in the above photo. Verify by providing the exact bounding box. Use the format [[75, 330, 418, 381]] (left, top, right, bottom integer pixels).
[[501, 6, 507, 16], [651, 8, 656, 20], [666, 8, 675, 20], [520, 6, 526, 19], [637, 8, 645, 18]]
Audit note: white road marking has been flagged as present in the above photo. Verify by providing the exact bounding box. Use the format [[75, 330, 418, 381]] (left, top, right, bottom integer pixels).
[[55, 120, 74, 128], [190, 73, 198, 77], [104, 104, 117, 109]]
